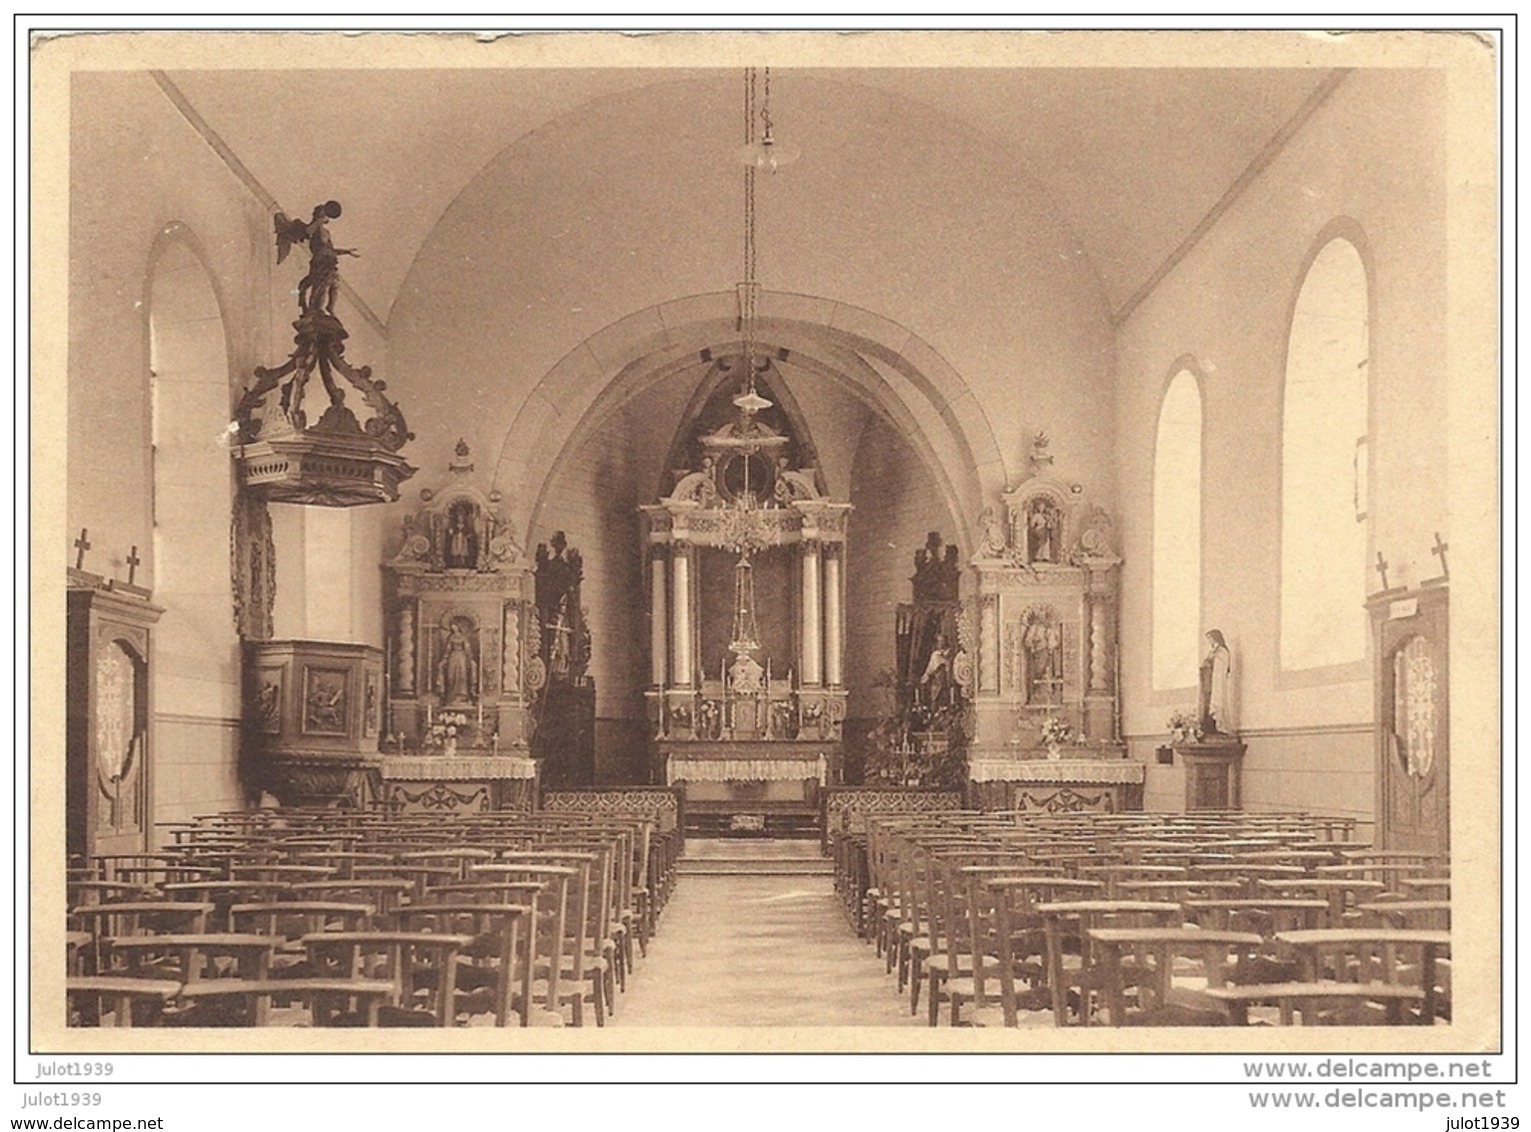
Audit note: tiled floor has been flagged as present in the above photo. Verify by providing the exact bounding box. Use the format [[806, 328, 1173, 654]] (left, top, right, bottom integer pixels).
[[611, 873, 927, 1027]]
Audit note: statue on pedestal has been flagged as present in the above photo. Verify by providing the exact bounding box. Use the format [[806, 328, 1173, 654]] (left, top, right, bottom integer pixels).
[[437, 618, 478, 706], [1198, 629, 1233, 735]]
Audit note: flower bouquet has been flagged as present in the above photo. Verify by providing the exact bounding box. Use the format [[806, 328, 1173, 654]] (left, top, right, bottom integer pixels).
[[1165, 709, 1203, 744], [1039, 716, 1071, 759], [426, 711, 469, 753]]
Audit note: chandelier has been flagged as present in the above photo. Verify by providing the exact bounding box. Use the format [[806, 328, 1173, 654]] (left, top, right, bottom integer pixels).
[[726, 66, 794, 658]]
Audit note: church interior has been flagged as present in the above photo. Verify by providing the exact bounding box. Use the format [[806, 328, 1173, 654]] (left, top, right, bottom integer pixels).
[[52, 37, 1497, 1035]]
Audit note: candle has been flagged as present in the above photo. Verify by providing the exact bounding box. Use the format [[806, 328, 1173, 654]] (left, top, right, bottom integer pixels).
[[492, 731, 499, 756], [427, 702, 433, 725], [477, 700, 483, 728]]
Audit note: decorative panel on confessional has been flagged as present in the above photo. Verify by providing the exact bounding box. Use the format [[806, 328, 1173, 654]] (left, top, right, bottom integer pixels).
[[67, 585, 163, 861], [1370, 584, 1449, 856]]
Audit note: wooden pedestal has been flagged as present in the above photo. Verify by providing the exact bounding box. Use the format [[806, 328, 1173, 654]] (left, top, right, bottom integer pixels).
[[1176, 740, 1246, 811]]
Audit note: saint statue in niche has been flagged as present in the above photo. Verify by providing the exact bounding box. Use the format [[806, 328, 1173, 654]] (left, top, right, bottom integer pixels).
[[438, 618, 478, 706], [1022, 608, 1064, 705], [443, 501, 478, 569], [1027, 498, 1062, 564], [1198, 629, 1233, 735]]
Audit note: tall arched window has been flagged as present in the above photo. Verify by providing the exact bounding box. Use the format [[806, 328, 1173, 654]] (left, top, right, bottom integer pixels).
[[1280, 236, 1369, 670], [147, 231, 243, 822], [1152, 368, 1202, 690]]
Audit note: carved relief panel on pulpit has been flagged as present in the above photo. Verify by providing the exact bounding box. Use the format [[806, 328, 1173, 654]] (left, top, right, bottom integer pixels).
[[384, 441, 534, 751]]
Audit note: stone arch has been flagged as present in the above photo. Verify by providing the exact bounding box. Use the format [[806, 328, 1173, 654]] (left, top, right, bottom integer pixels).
[[490, 290, 1007, 556]]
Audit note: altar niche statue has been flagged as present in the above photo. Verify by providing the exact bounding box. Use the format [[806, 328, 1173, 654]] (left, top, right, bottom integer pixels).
[[1022, 610, 1064, 705], [444, 501, 479, 570], [1199, 629, 1233, 735], [1026, 498, 1062, 564], [274, 200, 359, 317], [438, 617, 478, 706]]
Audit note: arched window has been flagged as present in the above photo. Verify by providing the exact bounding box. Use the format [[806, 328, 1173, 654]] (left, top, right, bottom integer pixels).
[[1152, 368, 1202, 690], [1280, 236, 1369, 670]]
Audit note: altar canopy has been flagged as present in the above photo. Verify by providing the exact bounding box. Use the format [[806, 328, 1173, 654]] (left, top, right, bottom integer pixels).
[[642, 360, 851, 819]]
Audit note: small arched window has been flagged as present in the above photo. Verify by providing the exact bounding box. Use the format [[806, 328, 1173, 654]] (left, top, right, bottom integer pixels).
[[1280, 236, 1370, 670], [1152, 368, 1202, 690]]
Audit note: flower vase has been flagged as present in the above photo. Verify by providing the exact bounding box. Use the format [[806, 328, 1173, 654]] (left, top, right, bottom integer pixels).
[[442, 737, 457, 758], [1046, 742, 1062, 761]]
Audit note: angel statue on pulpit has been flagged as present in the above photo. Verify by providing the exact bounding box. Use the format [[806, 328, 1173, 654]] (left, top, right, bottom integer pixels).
[[275, 200, 360, 316]]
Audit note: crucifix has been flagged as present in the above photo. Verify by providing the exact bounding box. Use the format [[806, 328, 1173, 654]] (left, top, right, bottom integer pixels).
[[73, 528, 91, 570], [1374, 550, 1391, 592], [1430, 532, 1449, 580], [125, 545, 142, 587]]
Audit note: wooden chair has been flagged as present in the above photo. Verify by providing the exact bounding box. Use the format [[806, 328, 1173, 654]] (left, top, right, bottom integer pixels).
[[66, 977, 181, 1027], [979, 876, 1104, 1026], [1200, 982, 1425, 1025], [174, 978, 397, 1026], [467, 863, 575, 1024], [397, 904, 535, 1026], [1275, 927, 1451, 1024], [1089, 927, 1266, 1025], [487, 854, 608, 1025], [1036, 899, 1183, 1026], [301, 931, 477, 1026]]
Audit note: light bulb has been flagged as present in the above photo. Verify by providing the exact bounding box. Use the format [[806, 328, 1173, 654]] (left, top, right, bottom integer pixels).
[[736, 134, 801, 173]]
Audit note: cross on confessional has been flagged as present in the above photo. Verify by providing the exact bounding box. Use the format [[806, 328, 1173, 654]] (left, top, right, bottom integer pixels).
[[1430, 532, 1449, 580], [73, 528, 91, 570], [125, 546, 141, 586], [1374, 551, 1390, 592]]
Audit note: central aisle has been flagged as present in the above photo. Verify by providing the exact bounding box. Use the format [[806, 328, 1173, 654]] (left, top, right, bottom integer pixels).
[[611, 870, 925, 1027]]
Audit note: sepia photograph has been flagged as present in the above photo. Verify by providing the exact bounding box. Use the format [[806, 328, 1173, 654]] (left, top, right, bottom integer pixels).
[[27, 19, 1507, 1103]]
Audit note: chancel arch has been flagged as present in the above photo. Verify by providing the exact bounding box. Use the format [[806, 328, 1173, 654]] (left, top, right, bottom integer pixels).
[[493, 294, 1005, 559]]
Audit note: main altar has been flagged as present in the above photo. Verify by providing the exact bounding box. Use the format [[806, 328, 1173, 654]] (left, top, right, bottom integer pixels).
[[641, 358, 850, 833], [963, 437, 1142, 813]]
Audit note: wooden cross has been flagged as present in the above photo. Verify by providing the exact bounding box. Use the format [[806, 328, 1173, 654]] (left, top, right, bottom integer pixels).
[[1430, 532, 1449, 580], [125, 545, 141, 586], [73, 528, 91, 570], [1374, 551, 1390, 592]]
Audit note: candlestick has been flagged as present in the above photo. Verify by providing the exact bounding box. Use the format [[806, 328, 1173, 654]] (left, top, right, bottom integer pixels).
[[492, 731, 499, 756], [427, 702, 433, 725], [477, 700, 483, 728]]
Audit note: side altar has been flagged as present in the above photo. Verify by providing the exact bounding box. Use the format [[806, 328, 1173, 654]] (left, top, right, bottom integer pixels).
[[377, 441, 539, 812], [642, 361, 850, 832], [964, 437, 1141, 813]]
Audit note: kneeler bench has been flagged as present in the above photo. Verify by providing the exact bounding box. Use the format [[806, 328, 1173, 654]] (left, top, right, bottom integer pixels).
[[1199, 981, 1425, 1025]]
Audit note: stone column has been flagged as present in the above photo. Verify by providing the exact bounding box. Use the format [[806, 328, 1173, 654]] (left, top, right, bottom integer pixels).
[[397, 603, 416, 695], [1089, 594, 1109, 693], [650, 548, 668, 688], [801, 540, 822, 686], [823, 543, 843, 687], [502, 602, 520, 694], [672, 542, 693, 687]]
